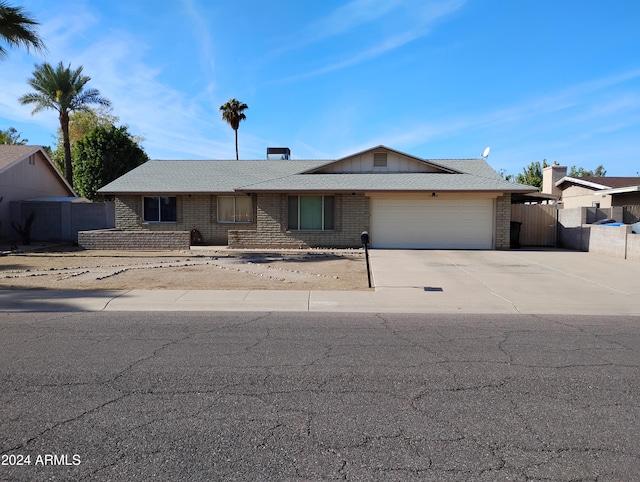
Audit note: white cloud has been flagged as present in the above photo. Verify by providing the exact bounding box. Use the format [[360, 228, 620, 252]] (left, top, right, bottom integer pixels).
[[365, 68, 640, 152], [179, 0, 216, 83], [0, 2, 239, 159], [268, 0, 466, 83]]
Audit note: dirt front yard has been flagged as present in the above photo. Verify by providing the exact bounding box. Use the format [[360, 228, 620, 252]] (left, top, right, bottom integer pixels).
[[0, 245, 370, 291]]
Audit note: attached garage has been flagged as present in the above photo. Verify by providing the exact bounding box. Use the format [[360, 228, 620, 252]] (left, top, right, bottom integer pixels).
[[100, 145, 537, 250], [370, 197, 494, 249]]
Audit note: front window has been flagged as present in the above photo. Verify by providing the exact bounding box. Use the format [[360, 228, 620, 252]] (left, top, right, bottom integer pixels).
[[143, 196, 176, 222], [288, 195, 334, 230], [218, 196, 253, 223]]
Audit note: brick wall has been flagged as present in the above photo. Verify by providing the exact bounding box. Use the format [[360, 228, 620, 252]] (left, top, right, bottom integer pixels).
[[112, 192, 518, 250], [78, 229, 190, 250], [229, 193, 370, 248], [495, 194, 511, 249], [115, 196, 141, 229], [114, 194, 257, 245]]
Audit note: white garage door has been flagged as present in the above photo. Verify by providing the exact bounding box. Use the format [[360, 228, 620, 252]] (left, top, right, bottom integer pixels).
[[371, 198, 494, 249]]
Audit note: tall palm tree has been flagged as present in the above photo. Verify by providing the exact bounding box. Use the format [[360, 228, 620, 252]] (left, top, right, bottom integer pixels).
[[220, 98, 248, 160], [19, 61, 111, 186], [0, 1, 46, 58]]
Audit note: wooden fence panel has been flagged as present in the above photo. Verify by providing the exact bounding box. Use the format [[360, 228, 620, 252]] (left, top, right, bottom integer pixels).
[[511, 204, 557, 246]]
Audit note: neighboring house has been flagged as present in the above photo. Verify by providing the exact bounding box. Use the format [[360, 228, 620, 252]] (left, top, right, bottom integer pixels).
[[542, 163, 640, 209], [97, 145, 536, 249], [0, 145, 75, 239]]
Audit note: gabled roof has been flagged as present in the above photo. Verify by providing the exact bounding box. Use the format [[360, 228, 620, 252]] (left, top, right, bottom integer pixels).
[[235, 158, 527, 192], [0, 145, 75, 195], [98, 147, 537, 195], [302, 145, 462, 174], [0, 145, 42, 171]]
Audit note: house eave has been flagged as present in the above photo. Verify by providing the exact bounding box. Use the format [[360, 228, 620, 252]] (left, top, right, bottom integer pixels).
[[597, 185, 640, 195], [555, 176, 610, 190]]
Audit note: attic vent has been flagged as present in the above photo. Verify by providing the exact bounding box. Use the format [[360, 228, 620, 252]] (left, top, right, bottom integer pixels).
[[373, 152, 387, 167]]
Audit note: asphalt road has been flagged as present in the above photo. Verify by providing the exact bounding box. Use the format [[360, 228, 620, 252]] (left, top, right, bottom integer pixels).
[[0, 312, 638, 481]]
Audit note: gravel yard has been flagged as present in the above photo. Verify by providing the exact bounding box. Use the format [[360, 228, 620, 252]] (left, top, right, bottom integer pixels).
[[0, 245, 370, 291]]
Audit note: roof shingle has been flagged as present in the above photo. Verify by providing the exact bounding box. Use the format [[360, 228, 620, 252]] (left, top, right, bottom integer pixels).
[[99, 155, 536, 194]]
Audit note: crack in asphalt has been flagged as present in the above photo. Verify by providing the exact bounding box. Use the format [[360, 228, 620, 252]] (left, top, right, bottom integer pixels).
[[1, 312, 639, 480]]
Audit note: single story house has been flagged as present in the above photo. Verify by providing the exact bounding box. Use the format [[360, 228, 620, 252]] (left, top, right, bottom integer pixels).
[[96, 145, 536, 249], [0, 145, 75, 239], [542, 163, 640, 209]]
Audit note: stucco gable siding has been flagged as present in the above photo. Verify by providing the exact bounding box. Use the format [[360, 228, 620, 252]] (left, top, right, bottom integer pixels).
[[0, 149, 74, 237]]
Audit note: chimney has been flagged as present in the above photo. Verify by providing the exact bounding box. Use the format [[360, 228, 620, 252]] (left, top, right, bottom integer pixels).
[[542, 162, 567, 196], [267, 147, 290, 160]]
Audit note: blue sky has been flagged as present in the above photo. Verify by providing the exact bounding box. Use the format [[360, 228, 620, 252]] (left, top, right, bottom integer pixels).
[[1, 0, 639, 176]]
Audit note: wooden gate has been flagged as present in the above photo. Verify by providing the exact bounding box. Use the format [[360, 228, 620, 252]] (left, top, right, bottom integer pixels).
[[511, 204, 557, 247]]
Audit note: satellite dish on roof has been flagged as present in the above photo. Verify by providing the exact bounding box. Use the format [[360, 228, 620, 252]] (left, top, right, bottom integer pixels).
[[482, 146, 491, 158]]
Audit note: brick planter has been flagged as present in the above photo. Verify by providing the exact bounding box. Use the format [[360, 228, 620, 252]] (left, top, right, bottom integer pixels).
[[78, 229, 190, 250]]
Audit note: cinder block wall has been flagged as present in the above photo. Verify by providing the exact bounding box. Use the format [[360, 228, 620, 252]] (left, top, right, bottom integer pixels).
[[495, 194, 511, 249], [558, 208, 587, 250], [10, 200, 114, 242], [588, 225, 630, 258], [558, 207, 625, 250], [78, 229, 190, 250], [229, 193, 369, 248], [626, 234, 640, 262]]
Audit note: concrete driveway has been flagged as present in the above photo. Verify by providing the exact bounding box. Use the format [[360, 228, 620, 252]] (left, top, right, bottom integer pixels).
[[369, 249, 640, 315], [1, 249, 639, 315]]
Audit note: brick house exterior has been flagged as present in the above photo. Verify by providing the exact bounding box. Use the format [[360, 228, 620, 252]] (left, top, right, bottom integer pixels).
[[92, 146, 533, 250]]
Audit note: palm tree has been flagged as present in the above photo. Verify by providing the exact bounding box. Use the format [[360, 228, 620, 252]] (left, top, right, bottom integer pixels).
[[19, 61, 111, 186], [220, 98, 248, 160], [0, 1, 46, 58]]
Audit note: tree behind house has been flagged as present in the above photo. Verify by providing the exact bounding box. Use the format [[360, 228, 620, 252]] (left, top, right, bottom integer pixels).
[[50, 106, 121, 172], [0, 127, 27, 144], [511, 160, 607, 190], [72, 124, 148, 201], [515, 159, 549, 190], [568, 165, 607, 177]]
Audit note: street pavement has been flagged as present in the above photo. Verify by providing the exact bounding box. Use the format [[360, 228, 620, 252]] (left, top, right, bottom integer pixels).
[[1, 249, 639, 315], [1, 311, 638, 481]]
